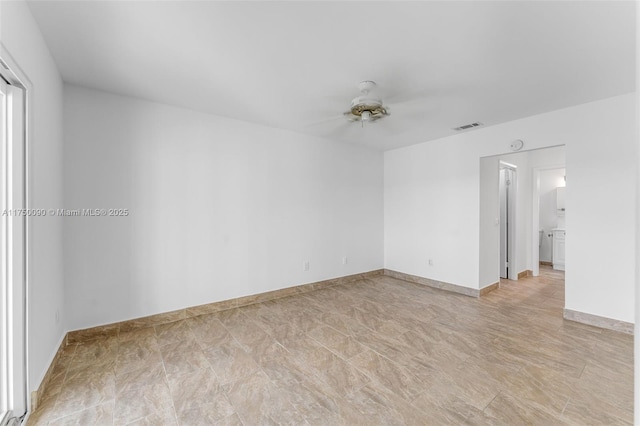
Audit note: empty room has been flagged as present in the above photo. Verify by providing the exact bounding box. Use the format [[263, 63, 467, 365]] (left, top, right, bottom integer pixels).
[[0, 1, 637, 425]]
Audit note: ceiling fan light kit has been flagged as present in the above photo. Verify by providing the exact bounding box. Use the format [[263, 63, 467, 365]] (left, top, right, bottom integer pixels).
[[343, 80, 390, 125]]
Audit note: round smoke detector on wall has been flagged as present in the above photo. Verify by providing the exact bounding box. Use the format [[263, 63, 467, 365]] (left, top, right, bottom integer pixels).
[[510, 139, 524, 151]]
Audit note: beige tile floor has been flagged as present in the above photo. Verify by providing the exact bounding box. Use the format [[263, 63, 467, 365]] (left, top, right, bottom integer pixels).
[[27, 266, 633, 425]]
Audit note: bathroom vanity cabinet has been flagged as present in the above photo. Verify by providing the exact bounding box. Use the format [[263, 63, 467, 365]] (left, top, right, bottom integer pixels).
[[552, 228, 565, 271]]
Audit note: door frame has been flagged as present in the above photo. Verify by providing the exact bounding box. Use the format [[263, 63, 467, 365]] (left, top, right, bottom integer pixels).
[[499, 161, 518, 280], [0, 43, 31, 421]]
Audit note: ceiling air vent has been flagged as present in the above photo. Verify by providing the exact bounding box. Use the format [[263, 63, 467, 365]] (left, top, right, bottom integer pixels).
[[453, 122, 483, 131]]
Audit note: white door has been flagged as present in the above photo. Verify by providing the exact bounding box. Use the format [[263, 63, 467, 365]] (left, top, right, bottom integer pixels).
[[0, 75, 27, 422]]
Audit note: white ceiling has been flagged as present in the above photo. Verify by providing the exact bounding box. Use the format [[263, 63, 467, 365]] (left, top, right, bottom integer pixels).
[[27, 1, 635, 151]]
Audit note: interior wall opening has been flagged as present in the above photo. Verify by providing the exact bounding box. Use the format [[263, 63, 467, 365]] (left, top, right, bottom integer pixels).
[[479, 145, 566, 297]]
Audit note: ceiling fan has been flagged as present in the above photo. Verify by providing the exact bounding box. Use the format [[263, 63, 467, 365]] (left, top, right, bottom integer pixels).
[[303, 79, 438, 138], [343, 80, 390, 125]]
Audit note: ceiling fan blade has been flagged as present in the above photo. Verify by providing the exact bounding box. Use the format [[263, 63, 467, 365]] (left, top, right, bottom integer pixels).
[[382, 87, 416, 103], [301, 114, 345, 128], [322, 120, 353, 139], [387, 96, 441, 120], [344, 111, 361, 122], [370, 115, 410, 136], [386, 81, 462, 106]]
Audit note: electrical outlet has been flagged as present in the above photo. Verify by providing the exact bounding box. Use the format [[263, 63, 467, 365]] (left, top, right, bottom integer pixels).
[[342, 256, 348, 265], [55, 309, 60, 323], [428, 259, 434, 266], [303, 260, 310, 271]]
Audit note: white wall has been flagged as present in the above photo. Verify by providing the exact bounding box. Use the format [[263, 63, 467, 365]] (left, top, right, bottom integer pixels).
[[479, 156, 499, 287], [539, 168, 566, 262], [385, 94, 635, 323], [0, 1, 65, 394], [565, 98, 635, 322], [384, 139, 481, 288], [63, 85, 383, 331]]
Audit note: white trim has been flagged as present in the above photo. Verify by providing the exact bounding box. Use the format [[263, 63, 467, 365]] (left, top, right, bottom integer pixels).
[[499, 165, 518, 280], [499, 161, 517, 170], [0, 42, 32, 418], [0, 68, 8, 425], [634, 4, 640, 425], [507, 168, 517, 281]]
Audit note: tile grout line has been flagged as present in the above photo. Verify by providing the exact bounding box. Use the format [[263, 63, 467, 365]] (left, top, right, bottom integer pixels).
[[206, 311, 268, 425], [482, 390, 501, 412], [153, 327, 180, 426], [182, 322, 245, 426]]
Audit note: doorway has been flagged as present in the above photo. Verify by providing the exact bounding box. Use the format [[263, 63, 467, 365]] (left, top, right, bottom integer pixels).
[[0, 63, 28, 423], [479, 145, 566, 290], [532, 165, 566, 276], [499, 163, 517, 280]]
